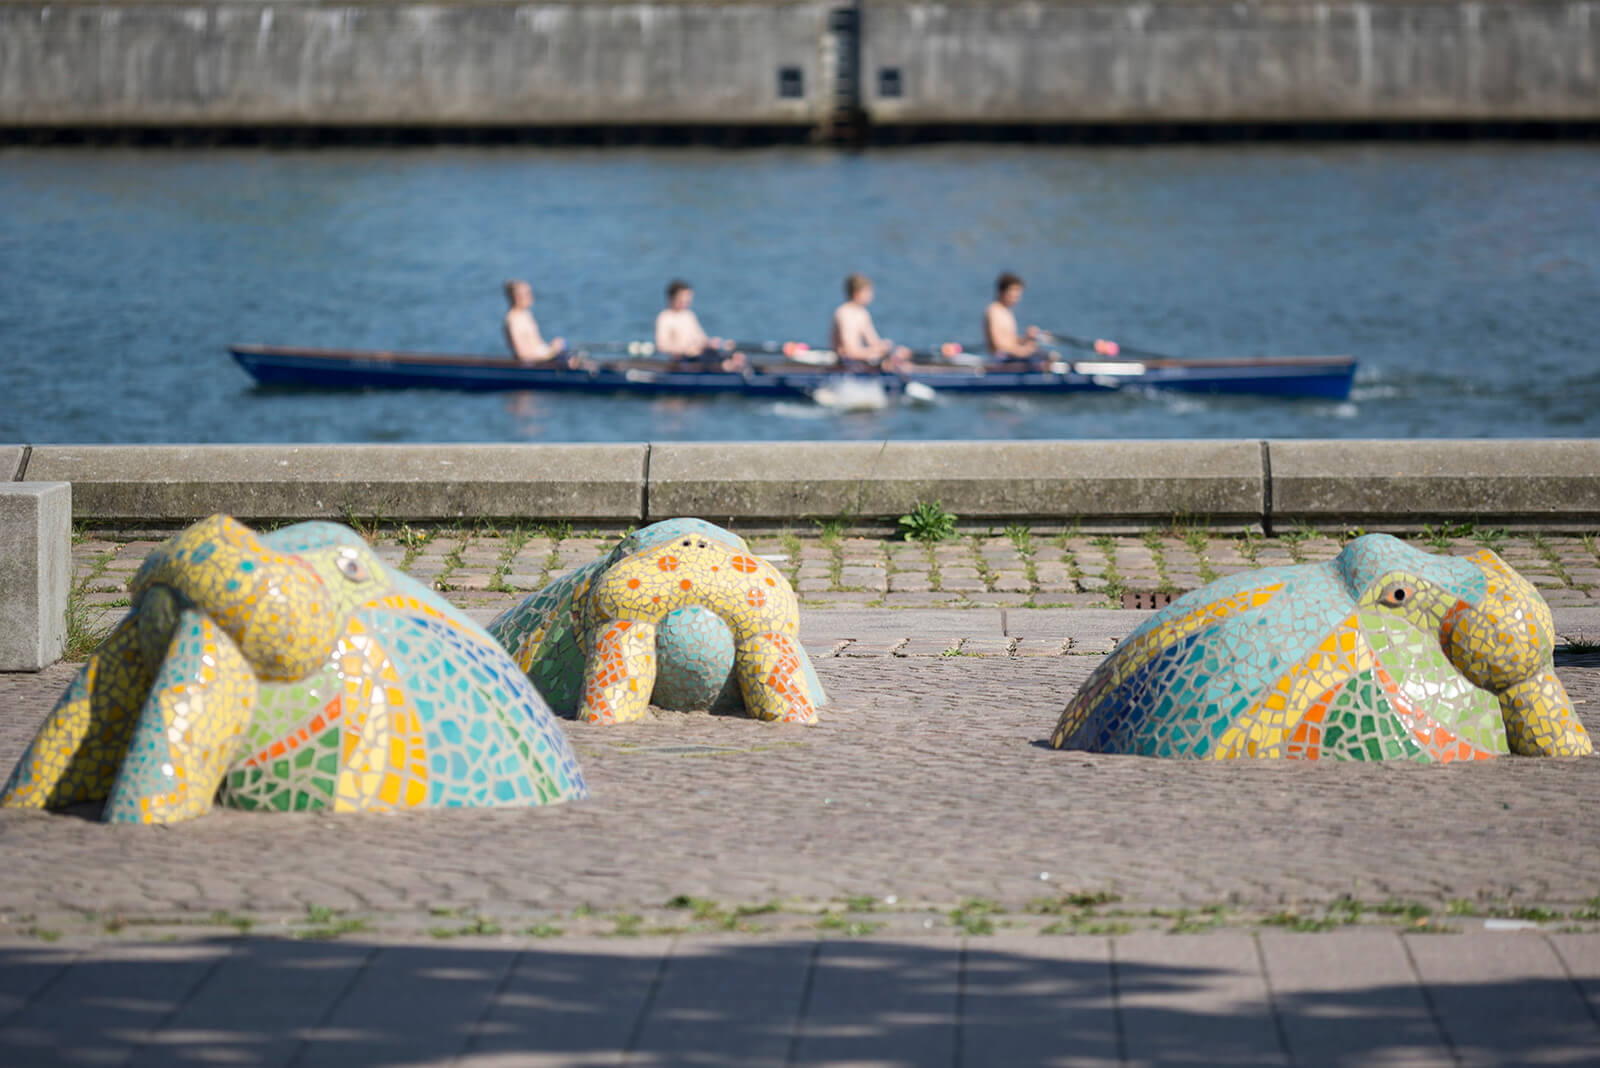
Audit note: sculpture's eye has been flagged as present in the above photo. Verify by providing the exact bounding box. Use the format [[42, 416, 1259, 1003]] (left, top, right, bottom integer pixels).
[[1378, 583, 1415, 608], [697, 540, 707, 548], [681, 539, 691, 547], [336, 549, 369, 583]]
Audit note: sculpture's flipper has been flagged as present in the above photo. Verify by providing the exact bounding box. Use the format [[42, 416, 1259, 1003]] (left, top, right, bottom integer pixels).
[[735, 631, 817, 724], [1502, 670, 1592, 757], [579, 619, 659, 724], [0, 613, 152, 809], [103, 610, 256, 824]]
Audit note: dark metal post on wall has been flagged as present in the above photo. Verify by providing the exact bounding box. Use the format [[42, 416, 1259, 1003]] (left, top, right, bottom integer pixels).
[[825, 3, 866, 144]]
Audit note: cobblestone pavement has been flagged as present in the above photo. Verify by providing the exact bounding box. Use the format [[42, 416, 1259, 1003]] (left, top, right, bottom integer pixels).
[[65, 526, 1600, 630], [3, 593, 1600, 939]]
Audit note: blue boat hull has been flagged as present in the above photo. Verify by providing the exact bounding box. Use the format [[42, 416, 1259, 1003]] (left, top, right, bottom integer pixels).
[[229, 345, 1357, 401]]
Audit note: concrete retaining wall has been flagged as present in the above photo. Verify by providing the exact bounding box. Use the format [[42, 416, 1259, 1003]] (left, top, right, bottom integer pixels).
[[2, 0, 1598, 128], [9, 440, 1600, 531], [0, 1, 832, 126], [863, 0, 1600, 124]]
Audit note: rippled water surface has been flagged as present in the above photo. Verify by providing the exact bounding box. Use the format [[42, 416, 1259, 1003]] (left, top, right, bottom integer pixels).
[[1, 143, 1596, 443]]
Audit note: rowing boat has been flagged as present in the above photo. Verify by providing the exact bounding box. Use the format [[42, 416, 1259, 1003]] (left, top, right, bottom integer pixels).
[[228, 344, 1358, 400]]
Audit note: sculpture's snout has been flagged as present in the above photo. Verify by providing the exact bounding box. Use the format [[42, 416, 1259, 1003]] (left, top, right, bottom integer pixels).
[[1441, 550, 1589, 757]]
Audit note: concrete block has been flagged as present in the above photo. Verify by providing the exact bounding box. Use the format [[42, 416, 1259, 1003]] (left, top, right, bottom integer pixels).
[[1267, 439, 1600, 530], [26, 445, 647, 523], [647, 440, 1264, 526], [0, 482, 71, 671], [1, 445, 23, 481]]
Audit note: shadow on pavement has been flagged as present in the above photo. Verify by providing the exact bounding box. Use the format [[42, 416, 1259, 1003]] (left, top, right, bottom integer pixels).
[[1, 935, 1595, 1066]]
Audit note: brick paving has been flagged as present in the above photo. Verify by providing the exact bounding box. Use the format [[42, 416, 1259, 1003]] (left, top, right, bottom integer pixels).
[[3, 604, 1600, 940]]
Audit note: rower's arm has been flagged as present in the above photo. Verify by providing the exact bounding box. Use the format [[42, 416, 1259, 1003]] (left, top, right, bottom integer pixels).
[[684, 311, 710, 354]]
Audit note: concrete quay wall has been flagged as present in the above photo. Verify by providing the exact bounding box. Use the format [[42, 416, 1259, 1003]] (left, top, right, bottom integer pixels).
[[8, 440, 1600, 532], [863, 0, 1600, 124], [1, 1, 1598, 129], [0, 1, 833, 127]]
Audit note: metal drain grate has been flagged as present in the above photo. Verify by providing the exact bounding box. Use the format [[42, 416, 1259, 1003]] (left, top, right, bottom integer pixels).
[[1122, 590, 1180, 610]]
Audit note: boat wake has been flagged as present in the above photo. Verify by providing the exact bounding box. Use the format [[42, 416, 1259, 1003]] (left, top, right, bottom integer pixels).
[[811, 376, 891, 412], [769, 401, 834, 420]]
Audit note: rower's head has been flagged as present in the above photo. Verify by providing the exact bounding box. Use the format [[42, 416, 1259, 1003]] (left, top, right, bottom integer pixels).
[[845, 273, 874, 306], [996, 272, 1024, 308], [504, 280, 533, 309], [666, 279, 694, 311]]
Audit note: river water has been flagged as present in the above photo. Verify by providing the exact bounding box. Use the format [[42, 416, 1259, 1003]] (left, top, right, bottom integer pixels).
[[1, 143, 1596, 444]]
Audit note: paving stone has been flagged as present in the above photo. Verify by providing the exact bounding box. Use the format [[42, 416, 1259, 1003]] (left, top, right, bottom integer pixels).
[[293, 943, 515, 1067], [960, 936, 1118, 1068], [1259, 931, 1451, 1067], [464, 937, 666, 1066], [123, 938, 372, 1068], [0, 942, 231, 1066], [630, 939, 811, 1067], [1405, 934, 1600, 1065], [1546, 934, 1600, 1024], [896, 638, 962, 656], [1115, 933, 1286, 1066], [882, 592, 971, 606], [791, 939, 958, 1066], [1013, 638, 1069, 657]]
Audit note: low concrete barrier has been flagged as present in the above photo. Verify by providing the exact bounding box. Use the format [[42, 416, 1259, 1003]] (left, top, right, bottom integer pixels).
[[1269, 439, 1600, 530], [2, 446, 24, 482], [648, 440, 1264, 526], [10, 439, 1597, 531], [22, 444, 647, 523], [0, 482, 71, 671]]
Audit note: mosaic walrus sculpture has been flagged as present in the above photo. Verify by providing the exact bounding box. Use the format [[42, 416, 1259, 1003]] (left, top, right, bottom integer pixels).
[[489, 518, 825, 724], [1052, 533, 1590, 761], [1, 517, 586, 824]]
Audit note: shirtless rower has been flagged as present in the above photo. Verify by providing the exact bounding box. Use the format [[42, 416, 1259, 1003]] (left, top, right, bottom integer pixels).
[[654, 280, 746, 372], [984, 272, 1043, 365], [503, 280, 569, 365], [830, 274, 912, 373]]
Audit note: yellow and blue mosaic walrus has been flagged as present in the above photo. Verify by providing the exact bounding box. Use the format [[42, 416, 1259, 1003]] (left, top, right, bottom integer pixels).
[[489, 518, 825, 725], [1, 516, 587, 824], [1052, 533, 1590, 761]]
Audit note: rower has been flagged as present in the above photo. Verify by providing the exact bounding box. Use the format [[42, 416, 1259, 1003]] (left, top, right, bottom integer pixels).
[[984, 272, 1045, 369], [503, 280, 571, 366], [830, 273, 912, 374], [654, 280, 746, 372]]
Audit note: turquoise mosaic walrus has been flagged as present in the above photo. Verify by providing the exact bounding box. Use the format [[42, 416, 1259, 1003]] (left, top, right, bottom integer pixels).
[[2, 516, 587, 824], [1052, 534, 1590, 761], [488, 518, 826, 725]]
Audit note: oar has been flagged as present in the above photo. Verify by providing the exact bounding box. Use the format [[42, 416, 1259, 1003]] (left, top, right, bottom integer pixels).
[[1039, 329, 1174, 360]]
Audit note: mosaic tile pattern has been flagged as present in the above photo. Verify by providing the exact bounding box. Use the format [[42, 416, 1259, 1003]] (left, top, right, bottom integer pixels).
[[1, 516, 586, 823], [1052, 533, 1591, 761], [489, 518, 826, 725]]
